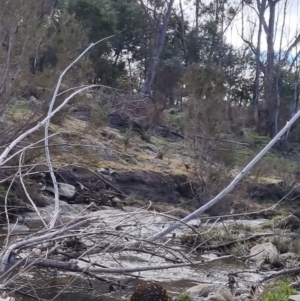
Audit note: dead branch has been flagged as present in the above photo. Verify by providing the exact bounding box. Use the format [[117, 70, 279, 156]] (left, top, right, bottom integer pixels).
[[0, 36, 113, 167], [11, 255, 233, 274], [44, 35, 113, 229], [141, 111, 300, 244], [0, 218, 96, 274], [260, 266, 300, 283]]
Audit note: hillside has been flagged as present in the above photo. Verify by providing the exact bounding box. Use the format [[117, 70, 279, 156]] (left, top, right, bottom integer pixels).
[[2, 93, 300, 222]]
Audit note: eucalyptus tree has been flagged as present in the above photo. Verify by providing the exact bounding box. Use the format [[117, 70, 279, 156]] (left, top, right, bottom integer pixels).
[[242, 0, 300, 137]]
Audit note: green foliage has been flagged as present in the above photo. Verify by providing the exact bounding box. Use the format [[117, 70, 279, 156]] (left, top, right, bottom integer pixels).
[[178, 292, 191, 301], [261, 280, 297, 301], [245, 130, 269, 147], [69, 0, 117, 42], [272, 215, 286, 223], [69, 0, 150, 85], [272, 235, 291, 254]]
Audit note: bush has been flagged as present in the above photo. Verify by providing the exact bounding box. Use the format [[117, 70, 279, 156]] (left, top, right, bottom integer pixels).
[[260, 280, 297, 301]]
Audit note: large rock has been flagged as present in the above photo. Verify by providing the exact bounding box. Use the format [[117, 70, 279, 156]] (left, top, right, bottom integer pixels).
[[289, 295, 300, 301], [205, 288, 241, 301], [45, 183, 76, 199], [35, 167, 198, 205], [184, 284, 240, 301], [279, 214, 300, 230], [185, 283, 212, 299], [249, 242, 279, 265], [82, 139, 125, 163], [280, 252, 298, 262], [3, 224, 30, 234], [206, 293, 228, 301]]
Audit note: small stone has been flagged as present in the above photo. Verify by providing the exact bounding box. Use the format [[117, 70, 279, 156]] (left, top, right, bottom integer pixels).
[[88, 202, 98, 211], [28, 95, 39, 104], [0, 114, 7, 124], [97, 168, 116, 175], [32, 248, 42, 256], [201, 253, 218, 261], [146, 144, 158, 153], [86, 93, 93, 100], [206, 292, 227, 301], [3, 224, 30, 234], [217, 287, 240, 301], [46, 183, 76, 199], [127, 156, 139, 165], [99, 205, 115, 210], [56, 254, 67, 261], [42, 242, 51, 248], [112, 197, 121, 203]]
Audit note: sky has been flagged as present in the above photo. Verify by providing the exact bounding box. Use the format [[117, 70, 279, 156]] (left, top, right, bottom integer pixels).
[[176, 0, 300, 54]]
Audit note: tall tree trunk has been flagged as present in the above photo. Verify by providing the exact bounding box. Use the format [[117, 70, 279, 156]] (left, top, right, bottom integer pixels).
[[195, 0, 199, 30], [264, 0, 280, 138], [141, 0, 175, 96], [286, 67, 300, 138], [290, 69, 300, 118], [179, 0, 188, 66], [274, 0, 287, 137], [253, 0, 266, 131]]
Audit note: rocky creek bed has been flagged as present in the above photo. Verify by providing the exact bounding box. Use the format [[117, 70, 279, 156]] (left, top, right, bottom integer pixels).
[[2, 166, 300, 300], [2, 199, 300, 301]]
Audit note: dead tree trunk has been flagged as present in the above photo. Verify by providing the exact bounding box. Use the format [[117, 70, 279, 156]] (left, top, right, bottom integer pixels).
[[141, 0, 175, 96]]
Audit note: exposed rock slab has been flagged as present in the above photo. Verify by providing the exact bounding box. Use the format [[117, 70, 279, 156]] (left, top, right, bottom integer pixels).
[[45, 183, 76, 199], [184, 284, 240, 301], [248, 242, 279, 265], [185, 283, 212, 299], [33, 167, 198, 205]]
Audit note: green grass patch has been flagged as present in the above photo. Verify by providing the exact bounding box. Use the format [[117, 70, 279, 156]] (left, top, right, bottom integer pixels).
[[178, 292, 191, 301], [245, 129, 269, 147], [272, 215, 286, 223], [10, 99, 35, 111], [260, 280, 297, 301], [165, 109, 185, 130]]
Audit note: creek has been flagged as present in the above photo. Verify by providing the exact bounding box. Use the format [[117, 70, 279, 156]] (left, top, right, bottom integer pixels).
[[0, 202, 273, 301]]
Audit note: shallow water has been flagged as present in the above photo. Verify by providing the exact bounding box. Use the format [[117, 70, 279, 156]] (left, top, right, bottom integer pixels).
[[1, 206, 268, 300]]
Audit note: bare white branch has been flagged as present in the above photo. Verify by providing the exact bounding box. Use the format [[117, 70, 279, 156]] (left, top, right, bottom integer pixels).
[[143, 110, 300, 243]]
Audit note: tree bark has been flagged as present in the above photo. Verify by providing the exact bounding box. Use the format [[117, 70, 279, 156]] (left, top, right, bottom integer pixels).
[[264, 0, 280, 138], [141, 0, 175, 96], [253, 0, 266, 131], [179, 0, 188, 66]]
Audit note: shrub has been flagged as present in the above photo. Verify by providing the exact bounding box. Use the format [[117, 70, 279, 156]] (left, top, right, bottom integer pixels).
[[260, 280, 297, 301]]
